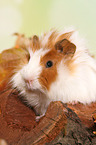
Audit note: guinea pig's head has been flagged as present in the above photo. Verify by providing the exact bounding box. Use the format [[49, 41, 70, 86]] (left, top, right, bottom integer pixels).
[[11, 30, 76, 97]]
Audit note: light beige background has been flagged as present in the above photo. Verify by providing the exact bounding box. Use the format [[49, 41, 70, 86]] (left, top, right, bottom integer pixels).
[[0, 0, 96, 54]]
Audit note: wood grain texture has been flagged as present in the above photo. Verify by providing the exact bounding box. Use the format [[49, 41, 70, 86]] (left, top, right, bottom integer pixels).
[[0, 89, 67, 145]]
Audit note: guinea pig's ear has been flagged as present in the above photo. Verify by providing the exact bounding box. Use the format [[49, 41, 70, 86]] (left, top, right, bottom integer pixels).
[[31, 35, 40, 51], [55, 39, 76, 57]]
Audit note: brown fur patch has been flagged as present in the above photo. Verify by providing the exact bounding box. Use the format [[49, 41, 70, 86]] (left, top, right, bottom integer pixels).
[[47, 31, 58, 49], [30, 35, 40, 52], [29, 30, 73, 53], [40, 31, 74, 52], [39, 49, 64, 90]]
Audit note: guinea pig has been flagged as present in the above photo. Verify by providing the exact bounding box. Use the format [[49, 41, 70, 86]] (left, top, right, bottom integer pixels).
[[11, 28, 96, 120]]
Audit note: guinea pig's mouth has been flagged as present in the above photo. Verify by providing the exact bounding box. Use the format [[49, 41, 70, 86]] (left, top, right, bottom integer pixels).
[[24, 82, 35, 92], [26, 88, 44, 96], [25, 84, 45, 95], [25, 86, 36, 92], [24, 81, 45, 95], [25, 84, 40, 92]]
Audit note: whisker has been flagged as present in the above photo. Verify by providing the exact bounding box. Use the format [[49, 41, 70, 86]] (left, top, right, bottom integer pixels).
[[0, 87, 10, 95], [38, 76, 48, 88], [37, 76, 47, 83], [6, 88, 17, 98]]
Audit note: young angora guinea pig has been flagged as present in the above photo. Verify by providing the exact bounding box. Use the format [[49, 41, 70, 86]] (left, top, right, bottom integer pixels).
[[11, 28, 96, 120]]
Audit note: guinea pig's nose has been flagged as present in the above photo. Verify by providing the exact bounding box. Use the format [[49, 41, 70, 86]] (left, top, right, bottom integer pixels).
[[25, 79, 32, 83], [24, 79, 33, 87]]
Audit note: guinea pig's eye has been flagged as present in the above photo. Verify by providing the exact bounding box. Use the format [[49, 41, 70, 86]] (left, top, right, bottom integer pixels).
[[26, 54, 30, 61], [46, 60, 53, 68]]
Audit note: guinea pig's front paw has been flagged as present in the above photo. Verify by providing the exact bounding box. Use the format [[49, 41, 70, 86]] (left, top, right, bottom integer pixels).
[[68, 100, 78, 105], [35, 113, 45, 122]]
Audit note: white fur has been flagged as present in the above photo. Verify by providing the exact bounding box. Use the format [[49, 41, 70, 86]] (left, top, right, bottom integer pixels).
[[12, 48, 49, 90], [47, 59, 96, 104], [11, 29, 96, 117], [11, 48, 51, 115], [40, 30, 54, 47]]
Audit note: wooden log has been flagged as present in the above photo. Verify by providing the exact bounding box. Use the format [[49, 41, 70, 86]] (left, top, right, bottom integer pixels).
[[0, 88, 96, 145], [67, 103, 96, 129], [0, 89, 67, 145]]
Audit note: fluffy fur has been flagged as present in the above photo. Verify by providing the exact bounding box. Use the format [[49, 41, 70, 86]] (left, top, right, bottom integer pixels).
[[11, 28, 96, 118]]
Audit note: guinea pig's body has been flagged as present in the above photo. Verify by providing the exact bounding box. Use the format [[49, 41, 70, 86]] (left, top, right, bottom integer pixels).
[[11, 29, 96, 118]]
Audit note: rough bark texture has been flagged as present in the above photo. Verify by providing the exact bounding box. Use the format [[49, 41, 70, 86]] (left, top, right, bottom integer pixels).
[[46, 106, 96, 145]]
